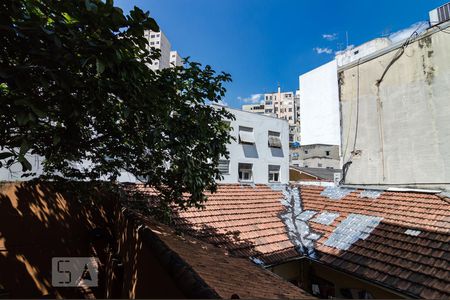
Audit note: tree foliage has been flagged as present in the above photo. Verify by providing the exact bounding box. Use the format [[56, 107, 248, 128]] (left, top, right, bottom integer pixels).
[[0, 0, 234, 209]]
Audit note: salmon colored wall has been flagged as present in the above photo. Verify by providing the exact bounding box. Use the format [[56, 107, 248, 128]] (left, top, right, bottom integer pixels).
[[0, 181, 186, 299], [107, 209, 185, 299], [0, 181, 115, 298]]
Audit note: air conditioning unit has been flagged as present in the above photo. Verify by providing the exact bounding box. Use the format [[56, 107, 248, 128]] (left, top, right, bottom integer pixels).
[[429, 2, 450, 25]]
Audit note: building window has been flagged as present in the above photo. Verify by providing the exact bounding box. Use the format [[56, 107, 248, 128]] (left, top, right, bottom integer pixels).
[[151, 34, 155, 38], [239, 126, 255, 144], [304, 150, 308, 154], [156, 41, 159, 44], [288, 116, 292, 120], [326, 151, 330, 156], [268, 165, 280, 182], [150, 42, 155, 45], [218, 160, 230, 174], [265, 109, 273, 113], [238, 163, 253, 182], [289, 108, 292, 112], [318, 163, 322, 167], [268, 131, 282, 148], [266, 101, 272, 105]]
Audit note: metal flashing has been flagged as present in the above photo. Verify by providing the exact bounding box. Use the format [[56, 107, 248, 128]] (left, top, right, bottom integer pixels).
[[320, 186, 355, 200], [359, 190, 383, 199], [311, 211, 340, 225], [324, 214, 383, 250]]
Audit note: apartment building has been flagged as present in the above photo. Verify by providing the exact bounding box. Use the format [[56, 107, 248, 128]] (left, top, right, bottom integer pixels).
[[217, 106, 289, 184], [170, 51, 183, 67], [241, 103, 265, 114], [290, 144, 340, 169], [242, 86, 301, 144], [263, 86, 299, 124], [144, 30, 171, 70]]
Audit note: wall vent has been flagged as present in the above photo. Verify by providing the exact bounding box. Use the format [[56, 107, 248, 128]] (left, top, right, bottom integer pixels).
[[429, 2, 450, 25]]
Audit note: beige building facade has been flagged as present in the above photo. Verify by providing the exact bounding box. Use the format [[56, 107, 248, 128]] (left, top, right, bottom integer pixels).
[[339, 21, 450, 190]]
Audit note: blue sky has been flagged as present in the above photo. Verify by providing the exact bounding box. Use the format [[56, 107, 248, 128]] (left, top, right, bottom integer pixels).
[[115, 0, 445, 108]]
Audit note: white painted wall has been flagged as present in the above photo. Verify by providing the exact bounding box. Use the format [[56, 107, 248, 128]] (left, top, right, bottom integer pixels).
[[218, 106, 290, 184], [170, 51, 183, 67], [299, 60, 340, 146]]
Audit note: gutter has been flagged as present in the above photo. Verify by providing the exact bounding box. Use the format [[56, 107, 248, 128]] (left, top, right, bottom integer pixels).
[[340, 184, 442, 194]]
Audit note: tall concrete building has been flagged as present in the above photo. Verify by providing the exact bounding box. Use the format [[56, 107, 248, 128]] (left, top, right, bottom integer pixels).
[[144, 30, 182, 70], [170, 51, 183, 67], [242, 85, 301, 144]]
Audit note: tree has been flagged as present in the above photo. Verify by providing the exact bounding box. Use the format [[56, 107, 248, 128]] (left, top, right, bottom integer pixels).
[[0, 0, 234, 210]]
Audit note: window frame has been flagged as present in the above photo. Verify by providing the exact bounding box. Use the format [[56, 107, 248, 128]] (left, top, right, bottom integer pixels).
[[238, 163, 253, 182], [268, 165, 281, 183]]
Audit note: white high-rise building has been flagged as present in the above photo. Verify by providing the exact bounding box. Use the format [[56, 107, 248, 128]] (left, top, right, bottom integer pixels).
[[170, 51, 183, 67], [144, 30, 171, 70]]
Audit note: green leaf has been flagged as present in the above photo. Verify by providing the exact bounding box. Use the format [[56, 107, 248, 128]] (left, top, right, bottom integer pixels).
[[19, 140, 30, 156], [0, 152, 14, 160], [19, 157, 32, 172]]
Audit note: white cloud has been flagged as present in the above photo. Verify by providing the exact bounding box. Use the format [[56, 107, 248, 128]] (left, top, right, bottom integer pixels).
[[313, 47, 333, 54], [238, 94, 262, 104], [388, 21, 428, 44], [322, 33, 337, 41]]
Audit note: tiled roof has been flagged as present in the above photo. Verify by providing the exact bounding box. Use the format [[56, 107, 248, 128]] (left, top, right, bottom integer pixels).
[[124, 208, 312, 299], [131, 183, 450, 299], [299, 185, 450, 299], [172, 184, 299, 265]]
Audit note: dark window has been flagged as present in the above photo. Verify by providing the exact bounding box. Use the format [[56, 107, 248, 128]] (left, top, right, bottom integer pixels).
[[326, 151, 330, 156], [238, 163, 253, 181]]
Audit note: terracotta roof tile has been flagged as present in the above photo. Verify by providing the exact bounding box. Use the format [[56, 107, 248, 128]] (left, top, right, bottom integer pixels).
[[129, 183, 450, 299], [298, 184, 450, 298], [124, 209, 312, 299]]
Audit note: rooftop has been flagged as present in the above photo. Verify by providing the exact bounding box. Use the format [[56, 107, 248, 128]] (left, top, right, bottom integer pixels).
[[124, 207, 312, 299], [294, 185, 450, 298], [130, 183, 450, 299]]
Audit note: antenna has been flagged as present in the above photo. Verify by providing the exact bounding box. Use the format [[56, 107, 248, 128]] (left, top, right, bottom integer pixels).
[[346, 31, 349, 48]]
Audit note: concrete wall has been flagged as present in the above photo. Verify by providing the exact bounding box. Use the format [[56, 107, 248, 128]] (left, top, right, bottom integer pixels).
[[339, 25, 450, 190], [336, 38, 392, 67], [299, 60, 340, 146], [219, 107, 290, 184]]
